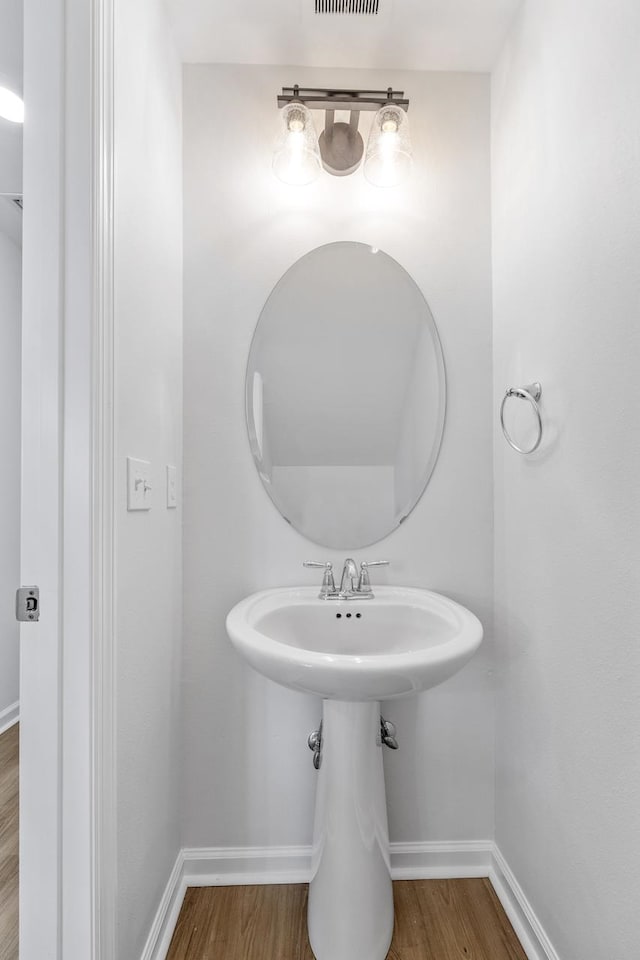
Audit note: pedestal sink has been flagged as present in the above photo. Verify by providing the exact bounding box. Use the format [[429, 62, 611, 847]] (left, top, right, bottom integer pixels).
[[225, 586, 483, 960]]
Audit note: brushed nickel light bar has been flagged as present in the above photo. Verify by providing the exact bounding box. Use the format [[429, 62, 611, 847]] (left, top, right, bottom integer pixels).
[[277, 85, 409, 113]]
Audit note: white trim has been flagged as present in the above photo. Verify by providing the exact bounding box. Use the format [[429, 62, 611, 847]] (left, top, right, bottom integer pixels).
[[21, 0, 113, 956], [91, 0, 116, 956], [183, 844, 313, 887], [489, 847, 560, 960], [182, 840, 494, 887], [0, 701, 19, 735], [140, 853, 187, 960], [141, 842, 564, 960], [20, 0, 65, 953], [390, 840, 493, 880], [141, 840, 495, 960]]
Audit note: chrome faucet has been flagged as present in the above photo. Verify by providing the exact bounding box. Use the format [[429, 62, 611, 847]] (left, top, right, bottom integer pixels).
[[304, 559, 390, 600], [339, 558, 359, 595]]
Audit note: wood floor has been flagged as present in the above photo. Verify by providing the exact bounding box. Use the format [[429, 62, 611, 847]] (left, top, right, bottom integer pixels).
[[0, 723, 18, 960], [167, 878, 528, 960], [0, 729, 528, 960]]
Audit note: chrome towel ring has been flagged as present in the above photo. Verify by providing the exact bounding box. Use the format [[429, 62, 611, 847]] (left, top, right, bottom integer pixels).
[[500, 382, 543, 454]]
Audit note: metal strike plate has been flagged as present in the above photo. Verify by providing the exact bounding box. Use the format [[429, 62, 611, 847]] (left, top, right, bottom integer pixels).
[[16, 586, 40, 622]]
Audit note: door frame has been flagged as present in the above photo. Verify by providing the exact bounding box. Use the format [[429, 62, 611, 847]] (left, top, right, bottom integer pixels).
[[20, 0, 116, 957], [91, 0, 117, 954]]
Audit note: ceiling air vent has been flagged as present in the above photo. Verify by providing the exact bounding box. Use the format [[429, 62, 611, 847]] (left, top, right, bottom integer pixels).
[[315, 0, 380, 14]]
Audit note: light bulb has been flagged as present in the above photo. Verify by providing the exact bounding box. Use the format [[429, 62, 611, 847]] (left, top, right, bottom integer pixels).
[[364, 105, 412, 187], [0, 86, 24, 124], [381, 112, 399, 134], [273, 102, 321, 186], [287, 110, 305, 134]]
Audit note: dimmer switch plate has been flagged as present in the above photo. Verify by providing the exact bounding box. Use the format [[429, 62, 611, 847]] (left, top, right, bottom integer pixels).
[[166, 465, 177, 508], [127, 457, 152, 511]]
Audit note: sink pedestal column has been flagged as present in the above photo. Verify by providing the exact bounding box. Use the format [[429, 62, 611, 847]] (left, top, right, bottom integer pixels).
[[308, 700, 394, 960]]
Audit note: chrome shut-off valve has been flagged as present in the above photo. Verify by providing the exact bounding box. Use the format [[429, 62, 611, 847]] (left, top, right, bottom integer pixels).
[[308, 721, 323, 769], [380, 716, 399, 750]]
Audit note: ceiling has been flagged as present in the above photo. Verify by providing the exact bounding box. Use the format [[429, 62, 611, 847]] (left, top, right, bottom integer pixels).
[[166, 0, 523, 72]]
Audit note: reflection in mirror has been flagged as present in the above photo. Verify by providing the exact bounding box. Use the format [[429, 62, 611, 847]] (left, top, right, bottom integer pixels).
[[246, 242, 446, 548]]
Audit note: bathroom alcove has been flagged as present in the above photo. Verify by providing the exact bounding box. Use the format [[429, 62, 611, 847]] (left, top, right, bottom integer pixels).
[[106, 2, 640, 959]]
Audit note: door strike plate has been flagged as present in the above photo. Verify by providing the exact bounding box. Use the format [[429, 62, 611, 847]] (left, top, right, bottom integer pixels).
[[16, 586, 40, 622]]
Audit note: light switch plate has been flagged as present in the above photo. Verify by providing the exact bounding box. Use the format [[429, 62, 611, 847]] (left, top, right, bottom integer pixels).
[[166, 465, 177, 508], [127, 457, 152, 511]]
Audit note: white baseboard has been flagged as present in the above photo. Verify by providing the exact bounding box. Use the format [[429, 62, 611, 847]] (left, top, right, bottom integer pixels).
[[183, 844, 313, 887], [142, 840, 494, 960], [142, 841, 558, 960], [139, 852, 187, 960], [489, 847, 560, 960], [183, 839, 494, 888], [391, 840, 493, 879], [0, 701, 19, 736]]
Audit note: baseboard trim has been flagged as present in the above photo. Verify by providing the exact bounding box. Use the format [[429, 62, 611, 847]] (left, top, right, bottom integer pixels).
[[142, 841, 558, 960], [391, 840, 493, 879], [182, 839, 494, 888], [489, 847, 560, 960], [0, 701, 19, 736], [140, 852, 187, 960], [183, 844, 313, 887]]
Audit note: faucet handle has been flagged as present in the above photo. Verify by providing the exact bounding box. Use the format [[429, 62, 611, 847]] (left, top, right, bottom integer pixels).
[[358, 560, 390, 593], [303, 561, 336, 598]]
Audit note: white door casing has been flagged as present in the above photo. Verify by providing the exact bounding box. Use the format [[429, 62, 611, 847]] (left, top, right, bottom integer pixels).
[[20, 0, 115, 957], [20, 0, 65, 952]]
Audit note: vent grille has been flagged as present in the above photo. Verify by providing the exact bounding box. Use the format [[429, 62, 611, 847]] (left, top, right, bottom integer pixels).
[[315, 0, 380, 14]]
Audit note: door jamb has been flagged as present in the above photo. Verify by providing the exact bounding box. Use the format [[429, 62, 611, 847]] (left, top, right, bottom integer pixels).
[[91, 0, 117, 956], [92, 0, 117, 960]]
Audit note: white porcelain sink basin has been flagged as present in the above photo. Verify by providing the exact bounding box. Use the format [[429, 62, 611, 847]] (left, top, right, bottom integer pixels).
[[226, 586, 483, 701]]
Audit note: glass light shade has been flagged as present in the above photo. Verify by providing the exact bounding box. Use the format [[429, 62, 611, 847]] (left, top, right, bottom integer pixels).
[[0, 86, 24, 124], [273, 103, 321, 186], [364, 105, 412, 187]]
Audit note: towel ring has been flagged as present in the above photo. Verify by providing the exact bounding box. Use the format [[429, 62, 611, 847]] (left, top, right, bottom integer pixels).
[[500, 382, 543, 455]]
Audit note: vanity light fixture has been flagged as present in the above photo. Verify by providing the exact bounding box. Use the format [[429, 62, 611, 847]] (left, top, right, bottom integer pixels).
[[274, 85, 411, 186], [0, 86, 24, 124]]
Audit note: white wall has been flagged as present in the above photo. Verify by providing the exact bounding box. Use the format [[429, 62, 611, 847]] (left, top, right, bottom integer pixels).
[[0, 220, 20, 726], [492, 2, 640, 958], [114, 0, 183, 956], [182, 64, 494, 849]]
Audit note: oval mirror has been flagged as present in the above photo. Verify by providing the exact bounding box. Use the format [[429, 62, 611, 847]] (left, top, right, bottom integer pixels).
[[246, 242, 446, 549]]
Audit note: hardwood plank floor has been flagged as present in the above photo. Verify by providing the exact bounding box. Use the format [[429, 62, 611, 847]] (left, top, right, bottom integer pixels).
[[0, 723, 18, 960], [0, 726, 530, 960], [167, 878, 527, 960]]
